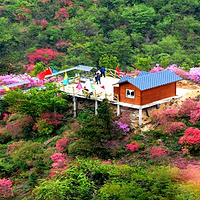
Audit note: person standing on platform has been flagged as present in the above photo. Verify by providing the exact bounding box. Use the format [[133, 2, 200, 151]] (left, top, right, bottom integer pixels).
[[100, 67, 106, 77], [97, 70, 101, 85]]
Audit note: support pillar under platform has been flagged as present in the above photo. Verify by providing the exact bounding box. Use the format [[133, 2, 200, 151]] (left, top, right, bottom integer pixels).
[[95, 100, 98, 115], [117, 104, 121, 116], [73, 96, 77, 118], [139, 108, 142, 125]]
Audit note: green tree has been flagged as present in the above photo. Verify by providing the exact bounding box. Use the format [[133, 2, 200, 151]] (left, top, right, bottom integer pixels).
[[2, 83, 69, 121], [99, 54, 119, 70]]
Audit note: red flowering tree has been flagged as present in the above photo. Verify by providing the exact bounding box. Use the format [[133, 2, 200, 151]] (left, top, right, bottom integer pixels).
[[28, 48, 65, 64]]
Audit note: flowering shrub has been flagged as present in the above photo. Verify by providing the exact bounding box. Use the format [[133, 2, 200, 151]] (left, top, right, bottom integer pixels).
[[152, 107, 178, 125], [150, 147, 167, 158], [49, 153, 71, 178], [188, 68, 200, 82], [150, 66, 165, 73], [28, 48, 65, 64], [32, 19, 48, 28], [41, 112, 64, 126], [4, 115, 33, 139], [179, 98, 197, 116], [181, 148, 189, 154], [113, 121, 130, 136], [167, 65, 189, 79], [101, 160, 112, 165], [179, 127, 200, 146], [50, 153, 65, 162], [164, 122, 186, 134], [54, 8, 70, 20], [56, 138, 69, 152], [0, 178, 13, 198], [190, 102, 200, 124], [126, 142, 139, 152]]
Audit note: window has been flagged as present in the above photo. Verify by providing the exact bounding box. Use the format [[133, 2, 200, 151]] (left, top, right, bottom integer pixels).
[[126, 89, 135, 99]]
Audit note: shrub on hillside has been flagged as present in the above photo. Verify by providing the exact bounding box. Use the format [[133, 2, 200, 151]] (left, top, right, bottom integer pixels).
[[179, 128, 200, 152], [179, 99, 197, 117], [164, 122, 186, 134], [9, 141, 47, 171], [0, 178, 13, 198], [152, 107, 179, 125]]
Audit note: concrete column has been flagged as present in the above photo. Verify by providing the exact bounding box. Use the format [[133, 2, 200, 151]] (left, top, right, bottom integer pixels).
[[95, 100, 98, 115], [139, 108, 142, 125], [73, 96, 77, 118], [117, 104, 121, 116]]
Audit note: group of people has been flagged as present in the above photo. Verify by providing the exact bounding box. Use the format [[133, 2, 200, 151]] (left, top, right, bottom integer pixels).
[[94, 67, 106, 85]]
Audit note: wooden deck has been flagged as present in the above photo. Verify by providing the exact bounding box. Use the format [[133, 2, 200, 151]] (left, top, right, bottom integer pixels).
[[60, 76, 181, 125]]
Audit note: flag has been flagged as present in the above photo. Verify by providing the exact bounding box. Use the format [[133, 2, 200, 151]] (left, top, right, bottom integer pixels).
[[101, 85, 105, 90], [3, 86, 10, 91], [51, 67, 58, 74], [37, 67, 52, 80], [27, 77, 35, 83], [76, 82, 82, 90], [90, 81, 94, 90], [64, 72, 68, 80], [62, 77, 69, 86], [116, 66, 120, 75]]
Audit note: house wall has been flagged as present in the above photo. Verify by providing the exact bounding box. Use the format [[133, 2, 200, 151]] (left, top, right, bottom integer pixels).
[[117, 82, 142, 105], [141, 82, 176, 105]]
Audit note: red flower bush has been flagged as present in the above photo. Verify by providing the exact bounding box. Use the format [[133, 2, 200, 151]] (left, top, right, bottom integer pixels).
[[58, 0, 73, 6], [127, 142, 139, 152], [179, 98, 197, 116], [49, 153, 71, 178], [28, 48, 65, 64], [54, 8, 70, 20], [56, 138, 69, 152], [41, 112, 64, 126], [190, 102, 200, 124], [50, 153, 65, 162], [0, 178, 13, 198], [179, 127, 200, 146], [150, 147, 167, 158], [4, 116, 33, 139], [152, 107, 178, 125], [164, 122, 186, 134], [32, 19, 48, 28]]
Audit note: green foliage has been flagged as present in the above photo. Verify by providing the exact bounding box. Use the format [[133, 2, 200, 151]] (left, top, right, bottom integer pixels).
[[9, 141, 46, 171], [30, 62, 46, 77], [33, 165, 95, 200], [2, 83, 69, 121], [35, 119, 54, 136], [99, 54, 119, 70]]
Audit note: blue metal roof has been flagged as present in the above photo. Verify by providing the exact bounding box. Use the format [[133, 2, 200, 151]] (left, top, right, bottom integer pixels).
[[118, 70, 182, 91], [137, 71, 151, 77]]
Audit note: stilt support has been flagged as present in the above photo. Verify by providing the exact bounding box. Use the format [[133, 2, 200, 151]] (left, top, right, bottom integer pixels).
[[95, 100, 98, 115], [139, 108, 142, 125], [73, 96, 77, 118], [117, 104, 121, 116]]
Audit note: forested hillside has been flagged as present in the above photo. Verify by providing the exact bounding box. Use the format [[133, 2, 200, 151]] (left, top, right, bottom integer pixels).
[[1, 0, 200, 74]]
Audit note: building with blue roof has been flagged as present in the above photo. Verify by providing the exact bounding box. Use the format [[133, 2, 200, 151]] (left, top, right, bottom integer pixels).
[[114, 70, 182, 105]]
